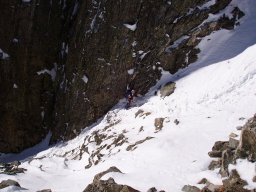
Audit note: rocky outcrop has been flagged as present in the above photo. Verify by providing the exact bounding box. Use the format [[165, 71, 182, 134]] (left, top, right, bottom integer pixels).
[[159, 81, 176, 97], [0, 179, 20, 189], [83, 166, 139, 192], [0, 0, 243, 153], [0, 161, 26, 175], [84, 177, 139, 192], [183, 114, 256, 192]]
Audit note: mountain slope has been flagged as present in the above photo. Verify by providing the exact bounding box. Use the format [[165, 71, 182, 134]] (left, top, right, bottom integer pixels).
[[1, 0, 256, 191]]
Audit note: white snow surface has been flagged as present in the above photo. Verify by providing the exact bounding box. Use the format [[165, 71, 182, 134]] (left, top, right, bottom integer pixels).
[[82, 75, 89, 83], [1, 0, 256, 191], [123, 23, 137, 31]]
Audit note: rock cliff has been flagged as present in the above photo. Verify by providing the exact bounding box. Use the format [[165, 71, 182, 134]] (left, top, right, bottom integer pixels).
[[0, 0, 240, 153]]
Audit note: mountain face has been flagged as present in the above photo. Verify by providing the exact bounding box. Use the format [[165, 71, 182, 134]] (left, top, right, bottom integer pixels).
[[0, 0, 241, 153]]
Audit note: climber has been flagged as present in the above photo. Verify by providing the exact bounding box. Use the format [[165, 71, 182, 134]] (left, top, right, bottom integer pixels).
[[125, 89, 135, 109]]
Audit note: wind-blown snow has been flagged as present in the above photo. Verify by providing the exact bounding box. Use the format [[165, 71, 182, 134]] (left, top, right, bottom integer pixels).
[[1, 0, 256, 191]]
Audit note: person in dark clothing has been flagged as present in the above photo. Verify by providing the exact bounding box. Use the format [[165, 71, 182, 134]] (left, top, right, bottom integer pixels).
[[125, 89, 135, 108]]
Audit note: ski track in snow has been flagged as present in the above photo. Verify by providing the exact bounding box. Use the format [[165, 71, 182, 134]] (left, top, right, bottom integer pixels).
[[1, 0, 256, 191]]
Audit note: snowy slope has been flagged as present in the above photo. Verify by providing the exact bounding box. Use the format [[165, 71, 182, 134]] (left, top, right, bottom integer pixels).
[[1, 0, 256, 191]]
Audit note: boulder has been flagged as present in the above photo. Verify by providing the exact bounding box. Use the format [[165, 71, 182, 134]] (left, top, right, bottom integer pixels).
[[222, 169, 249, 192], [220, 149, 235, 177], [236, 128, 256, 161], [154, 118, 165, 132], [212, 141, 229, 151], [228, 137, 239, 149], [181, 185, 200, 192], [160, 82, 176, 97], [0, 179, 20, 189], [83, 177, 139, 192]]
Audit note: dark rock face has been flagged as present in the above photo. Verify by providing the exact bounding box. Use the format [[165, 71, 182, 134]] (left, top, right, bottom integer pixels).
[[0, 0, 241, 153], [0, 0, 65, 153]]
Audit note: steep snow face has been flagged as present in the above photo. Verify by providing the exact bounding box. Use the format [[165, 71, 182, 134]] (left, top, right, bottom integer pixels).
[[1, 0, 256, 191]]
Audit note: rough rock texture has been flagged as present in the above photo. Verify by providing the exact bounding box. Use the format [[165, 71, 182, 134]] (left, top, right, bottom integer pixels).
[[0, 179, 20, 189], [160, 81, 176, 97], [0, 0, 242, 152], [0, 161, 26, 175], [83, 167, 139, 192]]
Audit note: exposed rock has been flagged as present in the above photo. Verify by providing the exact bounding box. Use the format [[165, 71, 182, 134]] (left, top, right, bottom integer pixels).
[[0, 179, 20, 189], [135, 110, 151, 118], [208, 160, 221, 170], [187, 114, 256, 192], [228, 137, 239, 149], [229, 133, 238, 138], [253, 176, 256, 183], [83, 167, 139, 192], [83, 177, 139, 192], [220, 149, 235, 177], [174, 119, 180, 125], [208, 151, 223, 158], [236, 128, 256, 162], [154, 118, 165, 132], [212, 141, 229, 152], [222, 169, 249, 192], [147, 187, 157, 192], [160, 81, 176, 97], [37, 190, 52, 192], [126, 137, 154, 151], [181, 185, 200, 192], [0, 161, 26, 175], [135, 109, 144, 118], [93, 166, 123, 183]]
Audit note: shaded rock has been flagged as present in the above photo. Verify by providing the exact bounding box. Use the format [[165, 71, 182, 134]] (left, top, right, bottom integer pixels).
[[37, 190, 52, 192], [236, 128, 256, 161], [83, 177, 139, 192], [228, 137, 239, 149], [212, 141, 229, 152], [198, 178, 208, 184], [126, 137, 154, 151], [0, 161, 26, 175], [135, 109, 144, 118], [154, 118, 165, 132], [174, 119, 180, 125], [208, 160, 221, 170], [147, 187, 157, 192], [220, 149, 235, 177], [182, 185, 200, 192], [0, 179, 20, 189], [160, 82, 176, 97], [222, 169, 249, 192], [93, 166, 122, 183], [208, 151, 223, 158], [229, 133, 238, 138]]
